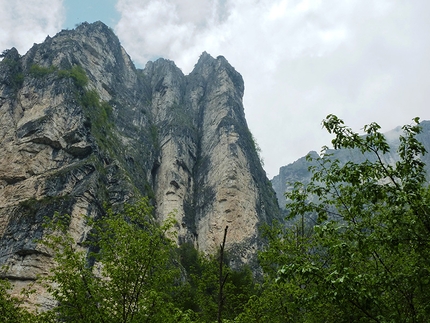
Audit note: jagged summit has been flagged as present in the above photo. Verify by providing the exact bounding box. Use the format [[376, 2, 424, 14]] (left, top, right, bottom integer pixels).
[[194, 51, 230, 67], [0, 21, 280, 306], [190, 51, 244, 95], [1, 47, 20, 58], [193, 51, 217, 69]]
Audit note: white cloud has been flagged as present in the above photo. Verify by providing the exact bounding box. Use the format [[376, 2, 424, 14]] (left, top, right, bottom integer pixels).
[[114, 0, 430, 177], [2, 0, 428, 178], [115, 0, 224, 64], [0, 0, 65, 54]]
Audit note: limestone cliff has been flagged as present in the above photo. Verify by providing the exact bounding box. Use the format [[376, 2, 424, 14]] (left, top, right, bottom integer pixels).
[[0, 21, 280, 303]]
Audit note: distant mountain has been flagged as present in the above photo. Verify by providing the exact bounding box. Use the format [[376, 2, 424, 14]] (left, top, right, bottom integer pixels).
[[271, 121, 430, 209]]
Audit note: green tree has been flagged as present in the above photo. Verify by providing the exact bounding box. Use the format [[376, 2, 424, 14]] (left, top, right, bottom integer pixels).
[[29, 64, 57, 78], [175, 241, 256, 322], [41, 198, 191, 323], [256, 115, 430, 322], [0, 278, 38, 323]]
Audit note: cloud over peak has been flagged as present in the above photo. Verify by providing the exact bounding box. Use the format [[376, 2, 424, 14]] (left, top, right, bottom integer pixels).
[[1, 0, 429, 176], [0, 0, 65, 54]]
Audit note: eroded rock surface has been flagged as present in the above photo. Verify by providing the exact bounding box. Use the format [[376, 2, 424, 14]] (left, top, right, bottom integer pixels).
[[0, 21, 281, 306]]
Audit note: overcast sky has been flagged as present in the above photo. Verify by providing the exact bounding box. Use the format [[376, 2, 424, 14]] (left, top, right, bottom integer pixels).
[[2, 0, 430, 178]]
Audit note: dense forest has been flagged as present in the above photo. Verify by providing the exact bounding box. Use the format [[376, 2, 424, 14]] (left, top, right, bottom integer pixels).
[[2, 115, 430, 322]]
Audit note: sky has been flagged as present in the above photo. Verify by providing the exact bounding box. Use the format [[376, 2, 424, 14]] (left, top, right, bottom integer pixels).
[[1, 0, 430, 178]]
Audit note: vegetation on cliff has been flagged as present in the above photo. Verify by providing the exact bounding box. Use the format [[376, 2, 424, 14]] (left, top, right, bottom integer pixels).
[[0, 199, 256, 323]]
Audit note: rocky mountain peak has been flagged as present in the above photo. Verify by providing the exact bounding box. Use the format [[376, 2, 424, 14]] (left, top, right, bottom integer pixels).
[[0, 21, 281, 307], [75, 20, 114, 35], [1, 47, 20, 59], [190, 52, 244, 97]]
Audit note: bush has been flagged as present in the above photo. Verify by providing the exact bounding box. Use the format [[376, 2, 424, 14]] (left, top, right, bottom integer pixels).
[[58, 65, 88, 88], [29, 64, 57, 78]]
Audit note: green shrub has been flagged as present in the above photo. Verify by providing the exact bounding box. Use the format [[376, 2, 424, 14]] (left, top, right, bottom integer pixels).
[[29, 64, 57, 78], [81, 89, 100, 109], [69, 65, 88, 87], [58, 65, 88, 88], [12, 73, 24, 89]]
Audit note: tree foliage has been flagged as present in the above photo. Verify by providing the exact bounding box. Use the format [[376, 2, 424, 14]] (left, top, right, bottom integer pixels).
[[255, 115, 430, 322], [36, 198, 256, 322], [0, 278, 39, 323], [174, 240, 256, 322], [40, 198, 189, 323]]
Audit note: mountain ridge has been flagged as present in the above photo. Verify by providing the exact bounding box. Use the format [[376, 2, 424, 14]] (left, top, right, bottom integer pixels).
[[271, 120, 430, 209], [0, 21, 281, 306]]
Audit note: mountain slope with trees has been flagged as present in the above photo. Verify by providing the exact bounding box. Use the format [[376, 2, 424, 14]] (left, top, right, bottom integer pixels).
[[2, 115, 430, 322]]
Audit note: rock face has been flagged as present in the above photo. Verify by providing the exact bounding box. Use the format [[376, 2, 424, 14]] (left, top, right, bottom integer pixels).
[[0, 21, 280, 303], [147, 52, 280, 263], [272, 121, 430, 209]]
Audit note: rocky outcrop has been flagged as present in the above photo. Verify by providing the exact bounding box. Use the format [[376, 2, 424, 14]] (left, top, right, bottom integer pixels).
[[141, 51, 281, 265], [0, 21, 281, 304]]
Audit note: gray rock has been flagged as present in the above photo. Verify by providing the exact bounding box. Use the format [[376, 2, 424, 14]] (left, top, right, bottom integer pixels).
[[0, 21, 280, 306]]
